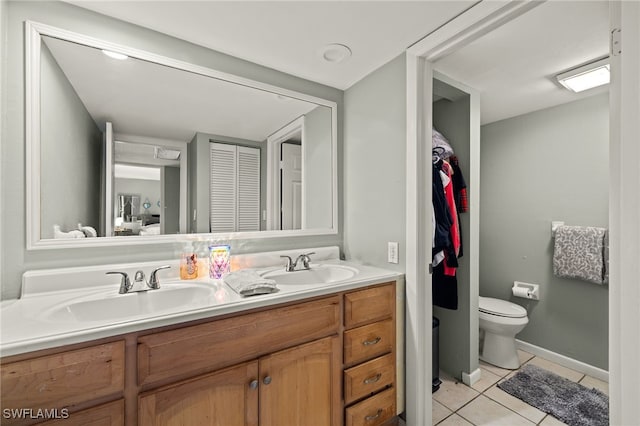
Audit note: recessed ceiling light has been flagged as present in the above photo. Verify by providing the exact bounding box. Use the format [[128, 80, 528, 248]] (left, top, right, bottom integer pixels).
[[556, 57, 610, 92], [320, 43, 352, 64], [102, 50, 128, 60]]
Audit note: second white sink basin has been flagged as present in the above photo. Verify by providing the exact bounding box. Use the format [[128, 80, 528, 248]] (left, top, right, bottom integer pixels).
[[261, 264, 358, 286], [42, 283, 218, 322]]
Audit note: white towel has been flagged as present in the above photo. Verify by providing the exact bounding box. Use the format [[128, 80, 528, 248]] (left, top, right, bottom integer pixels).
[[224, 270, 279, 296], [553, 225, 607, 285]]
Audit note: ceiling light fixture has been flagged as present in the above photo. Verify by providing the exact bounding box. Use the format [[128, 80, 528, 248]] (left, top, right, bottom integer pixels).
[[556, 57, 610, 93], [154, 147, 181, 160], [320, 43, 352, 64], [102, 49, 129, 60]]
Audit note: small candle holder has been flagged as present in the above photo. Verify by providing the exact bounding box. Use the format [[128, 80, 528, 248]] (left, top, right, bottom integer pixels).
[[209, 244, 231, 279]]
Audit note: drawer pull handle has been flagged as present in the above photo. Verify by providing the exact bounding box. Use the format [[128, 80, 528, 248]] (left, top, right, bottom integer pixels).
[[263, 376, 272, 385], [363, 373, 382, 384], [364, 409, 383, 421], [249, 379, 259, 389], [362, 337, 381, 346]]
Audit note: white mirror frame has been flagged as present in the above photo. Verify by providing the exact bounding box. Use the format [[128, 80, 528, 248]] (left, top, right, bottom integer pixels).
[[26, 21, 338, 250]]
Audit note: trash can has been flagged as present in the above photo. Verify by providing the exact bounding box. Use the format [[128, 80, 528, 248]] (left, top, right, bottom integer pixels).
[[433, 317, 442, 392]]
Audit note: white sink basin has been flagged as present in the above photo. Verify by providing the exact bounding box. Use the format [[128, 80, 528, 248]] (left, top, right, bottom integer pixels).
[[260, 264, 358, 286], [42, 283, 218, 322]]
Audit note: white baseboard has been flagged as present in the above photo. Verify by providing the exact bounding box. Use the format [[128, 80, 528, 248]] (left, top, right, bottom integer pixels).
[[462, 368, 482, 386], [516, 339, 609, 382]]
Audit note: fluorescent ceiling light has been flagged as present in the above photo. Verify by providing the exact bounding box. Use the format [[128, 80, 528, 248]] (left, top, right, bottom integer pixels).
[[102, 50, 128, 60], [556, 58, 610, 93], [154, 146, 181, 160], [114, 164, 160, 181]]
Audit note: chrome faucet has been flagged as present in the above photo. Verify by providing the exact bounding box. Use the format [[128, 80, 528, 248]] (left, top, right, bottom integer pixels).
[[106, 265, 171, 294], [148, 265, 171, 290], [295, 252, 314, 270], [279, 252, 315, 272], [106, 271, 132, 294]]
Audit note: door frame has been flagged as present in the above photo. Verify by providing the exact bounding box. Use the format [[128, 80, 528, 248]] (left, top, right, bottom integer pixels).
[[403, 0, 640, 424], [266, 116, 305, 231]]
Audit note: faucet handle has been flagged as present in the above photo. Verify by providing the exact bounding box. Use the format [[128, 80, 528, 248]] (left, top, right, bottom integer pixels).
[[106, 271, 132, 294], [279, 255, 294, 272], [149, 265, 171, 290], [299, 252, 315, 269]]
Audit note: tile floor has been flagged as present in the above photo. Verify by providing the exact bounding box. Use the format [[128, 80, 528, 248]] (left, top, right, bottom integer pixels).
[[432, 350, 609, 425]]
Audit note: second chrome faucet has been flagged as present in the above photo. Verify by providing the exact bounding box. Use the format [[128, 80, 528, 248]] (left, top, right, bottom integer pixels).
[[279, 252, 315, 272]]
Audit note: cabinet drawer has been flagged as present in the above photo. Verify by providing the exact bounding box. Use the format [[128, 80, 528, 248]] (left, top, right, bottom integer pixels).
[[344, 354, 394, 405], [344, 284, 394, 329], [0, 342, 125, 415], [138, 295, 340, 386], [41, 399, 124, 426], [345, 387, 396, 426], [344, 320, 393, 365]]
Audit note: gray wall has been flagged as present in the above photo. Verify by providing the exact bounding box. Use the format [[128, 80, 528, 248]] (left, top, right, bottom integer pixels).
[[433, 93, 478, 378], [303, 105, 333, 229], [1, 0, 342, 300], [343, 53, 406, 274], [162, 166, 180, 234], [114, 177, 161, 216], [40, 42, 102, 238], [480, 93, 609, 369]]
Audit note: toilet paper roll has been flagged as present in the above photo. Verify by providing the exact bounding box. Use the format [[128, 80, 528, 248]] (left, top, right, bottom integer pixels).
[[512, 286, 531, 299]]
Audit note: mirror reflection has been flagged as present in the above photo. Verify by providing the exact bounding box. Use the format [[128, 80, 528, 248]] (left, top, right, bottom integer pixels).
[[39, 34, 334, 240]]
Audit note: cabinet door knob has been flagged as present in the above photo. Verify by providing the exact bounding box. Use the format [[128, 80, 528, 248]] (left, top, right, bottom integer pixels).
[[263, 376, 272, 385], [249, 379, 259, 389], [362, 336, 381, 346], [363, 373, 382, 384], [364, 409, 383, 421]]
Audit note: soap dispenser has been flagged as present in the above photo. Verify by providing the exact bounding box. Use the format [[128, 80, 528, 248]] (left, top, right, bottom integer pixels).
[[180, 242, 198, 280]]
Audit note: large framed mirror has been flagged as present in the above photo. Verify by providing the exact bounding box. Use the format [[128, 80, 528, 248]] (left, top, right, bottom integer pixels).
[[26, 21, 338, 249]]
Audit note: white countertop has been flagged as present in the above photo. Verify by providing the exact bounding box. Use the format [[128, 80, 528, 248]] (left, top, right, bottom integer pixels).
[[0, 258, 402, 358]]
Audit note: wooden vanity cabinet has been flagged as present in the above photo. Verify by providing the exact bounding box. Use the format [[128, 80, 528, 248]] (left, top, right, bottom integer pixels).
[[1, 280, 398, 426], [342, 283, 397, 426]]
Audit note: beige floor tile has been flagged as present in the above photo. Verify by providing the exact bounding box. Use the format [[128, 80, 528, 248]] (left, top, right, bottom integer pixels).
[[433, 371, 481, 412], [432, 400, 453, 425], [471, 368, 501, 392], [579, 375, 609, 395], [479, 360, 512, 378], [540, 414, 568, 425], [437, 414, 474, 426], [458, 395, 536, 426], [525, 357, 584, 382], [517, 349, 535, 365], [484, 384, 546, 424]]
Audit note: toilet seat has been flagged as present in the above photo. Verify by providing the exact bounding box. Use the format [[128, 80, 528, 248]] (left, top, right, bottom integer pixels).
[[479, 297, 527, 318]]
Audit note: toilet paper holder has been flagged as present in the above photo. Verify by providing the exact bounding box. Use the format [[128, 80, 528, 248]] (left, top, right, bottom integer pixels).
[[512, 281, 540, 300]]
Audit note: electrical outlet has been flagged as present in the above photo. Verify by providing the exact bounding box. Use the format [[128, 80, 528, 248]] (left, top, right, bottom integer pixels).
[[388, 242, 399, 264]]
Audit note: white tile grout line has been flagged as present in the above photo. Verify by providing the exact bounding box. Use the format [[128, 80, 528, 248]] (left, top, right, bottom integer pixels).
[[434, 355, 587, 426]]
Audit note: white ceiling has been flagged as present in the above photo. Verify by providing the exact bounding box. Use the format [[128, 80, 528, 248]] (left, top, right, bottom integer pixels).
[[63, 1, 609, 127], [435, 1, 609, 124], [67, 0, 477, 90], [43, 35, 320, 142]]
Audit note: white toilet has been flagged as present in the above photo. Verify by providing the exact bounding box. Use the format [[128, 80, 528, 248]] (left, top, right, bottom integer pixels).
[[478, 296, 529, 369]]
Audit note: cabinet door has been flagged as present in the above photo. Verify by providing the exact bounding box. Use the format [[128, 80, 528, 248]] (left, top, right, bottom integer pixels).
[[259, 335, 340, 426], [138, 361, 258, 426]]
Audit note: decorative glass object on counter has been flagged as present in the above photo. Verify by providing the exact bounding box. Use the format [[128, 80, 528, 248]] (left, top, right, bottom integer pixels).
[[209, 245, 231, 279], [180, 243, 198, 280]]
